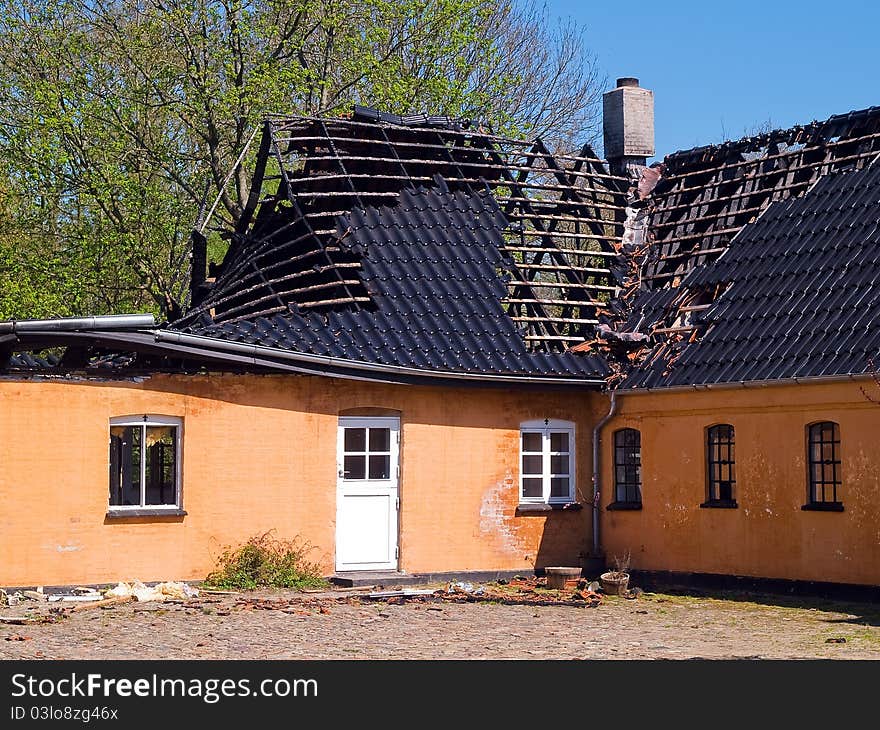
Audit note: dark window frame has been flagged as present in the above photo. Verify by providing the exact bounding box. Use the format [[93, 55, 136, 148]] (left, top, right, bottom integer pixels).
[[804, 421, 843, 511], [702, 424, 737, 508], [610, 428, 642, 509]]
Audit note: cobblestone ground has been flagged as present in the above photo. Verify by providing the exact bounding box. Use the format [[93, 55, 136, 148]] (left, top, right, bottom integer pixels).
[[2, 584, 880, 660]]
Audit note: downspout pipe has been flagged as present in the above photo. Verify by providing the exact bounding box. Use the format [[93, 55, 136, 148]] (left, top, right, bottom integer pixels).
[[591, 390, 618, 558]]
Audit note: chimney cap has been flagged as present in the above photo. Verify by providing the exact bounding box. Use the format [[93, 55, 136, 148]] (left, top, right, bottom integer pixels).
[[616, 77, 640, 88]]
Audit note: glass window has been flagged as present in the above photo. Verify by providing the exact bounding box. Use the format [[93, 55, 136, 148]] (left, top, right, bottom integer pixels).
[[807, 422, 841, 507], [519, 421, 575, 503], [109, 416, 181, 510], [706, 424, 736, 505], [341, 425, 394, 481], [613, 428, 641, 505]]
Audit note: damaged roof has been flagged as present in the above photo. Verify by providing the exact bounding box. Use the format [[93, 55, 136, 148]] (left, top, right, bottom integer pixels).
[[169, 107, 628, 381], [5, 102, 880, 393], [596, 104, 880, 390], [179, 183, 608, 378], [620, 162, 880, 388]]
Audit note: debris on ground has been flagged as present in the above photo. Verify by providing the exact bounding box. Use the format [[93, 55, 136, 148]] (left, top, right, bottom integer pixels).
[[0, 615, 58, 625], [446, 582, 484, 596], [49, 593, 103, 603], [0, 575, 612, 626], [365, 589, 436, 599], [105, 581, 199, 602], [436, 577, 603, 608]]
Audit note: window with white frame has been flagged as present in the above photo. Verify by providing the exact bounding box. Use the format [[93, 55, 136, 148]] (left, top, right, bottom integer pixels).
[[109, 415, 182, 510], [519, 419, 575, 504]]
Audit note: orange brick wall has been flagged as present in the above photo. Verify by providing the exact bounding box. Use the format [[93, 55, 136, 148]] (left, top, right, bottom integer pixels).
[[0, 374, 602, 587], [600, 380, 880, 586]]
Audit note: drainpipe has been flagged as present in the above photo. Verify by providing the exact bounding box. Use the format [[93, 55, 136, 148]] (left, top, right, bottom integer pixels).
[[591, 390, 618, 558]]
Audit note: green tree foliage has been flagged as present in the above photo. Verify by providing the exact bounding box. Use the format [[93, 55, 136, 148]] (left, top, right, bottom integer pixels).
[[0, 0, 602, 319]]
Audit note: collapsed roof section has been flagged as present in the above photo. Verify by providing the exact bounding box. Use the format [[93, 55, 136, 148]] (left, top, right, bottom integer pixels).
[[178, 107, 629, 354], [593, 105, 880, 388], [184, 183, 610, 379], [641, 105, 880, 289], [621, 162, 880, 388]]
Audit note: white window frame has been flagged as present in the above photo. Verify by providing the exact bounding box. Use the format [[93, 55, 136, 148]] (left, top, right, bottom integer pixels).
[[519, 419, 576, 504], [108, 414, 183, 512]]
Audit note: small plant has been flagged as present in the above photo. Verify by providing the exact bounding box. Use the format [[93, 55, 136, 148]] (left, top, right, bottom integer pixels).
[[606, 550, 631, 580], [204, 530, 328, 590], [599, 551, 632, 596]]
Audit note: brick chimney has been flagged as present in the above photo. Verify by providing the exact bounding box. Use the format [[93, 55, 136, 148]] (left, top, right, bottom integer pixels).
[[603, 77, 655, 176]]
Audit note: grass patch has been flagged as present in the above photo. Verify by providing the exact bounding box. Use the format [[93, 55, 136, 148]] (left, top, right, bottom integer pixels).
[[204, 531, 328, 591]]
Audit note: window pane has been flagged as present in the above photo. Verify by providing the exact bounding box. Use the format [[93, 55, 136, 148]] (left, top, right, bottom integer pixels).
[[521, 432, 542, 452], [344, 428, 366, 452], [550, 431, 569, 453], [550, 455, 569, 474], [144, 426, 177, 506], [109, 425, 141, 506], [343, 455, 365, 480], [522, 477, 542, 498], [369, 428, 390, 452], [368, 454, 391, 480], [522, 454, 543, 475], [550, 477, 569, 498]]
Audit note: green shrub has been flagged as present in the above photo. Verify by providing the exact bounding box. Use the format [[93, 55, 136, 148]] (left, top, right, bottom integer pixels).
[[204, 531, 328, 590]]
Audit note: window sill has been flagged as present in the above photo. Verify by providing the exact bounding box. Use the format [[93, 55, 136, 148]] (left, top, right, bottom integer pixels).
[[105, 508, 187, 519], [606, 501, 642, 511], [700, 499, 738, 509], [516, 502, 583, 515], [801, 502, 844, 512]]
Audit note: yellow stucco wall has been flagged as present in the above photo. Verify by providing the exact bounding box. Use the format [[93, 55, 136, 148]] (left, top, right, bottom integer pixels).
[[599, 380, 880, 585], [0, 374, 600, 587]]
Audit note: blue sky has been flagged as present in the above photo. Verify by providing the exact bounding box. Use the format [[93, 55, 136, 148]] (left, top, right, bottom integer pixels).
[[546, 0, 879, 158]]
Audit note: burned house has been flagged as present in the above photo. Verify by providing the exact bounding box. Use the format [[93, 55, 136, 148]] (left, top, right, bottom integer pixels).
[[3, 80, 880, 591]]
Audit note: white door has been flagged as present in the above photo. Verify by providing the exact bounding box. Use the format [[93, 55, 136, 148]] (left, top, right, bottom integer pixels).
[[335, 417, 399, 571]]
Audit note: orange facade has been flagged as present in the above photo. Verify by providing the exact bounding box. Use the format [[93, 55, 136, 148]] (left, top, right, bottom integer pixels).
[[0, 374, 601, 588], [599, 379, 880, 586]]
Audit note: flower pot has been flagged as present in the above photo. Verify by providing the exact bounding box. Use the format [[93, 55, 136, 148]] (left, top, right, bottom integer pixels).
[[544, 566, 582, 590], [599, 571, 630, 596]]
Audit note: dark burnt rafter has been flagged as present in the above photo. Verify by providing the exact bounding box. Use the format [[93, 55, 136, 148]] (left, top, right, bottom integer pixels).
[[641, 106, 880, 289], [177, 109, 629, 352], [464, 130, 626, 350]]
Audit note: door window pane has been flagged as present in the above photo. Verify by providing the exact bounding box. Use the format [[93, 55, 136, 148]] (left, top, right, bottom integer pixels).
[[369, 428, 390, 452], [344, 428, 366, 452], [344, 455, 366, 480], [368, 454, 391, 480]]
